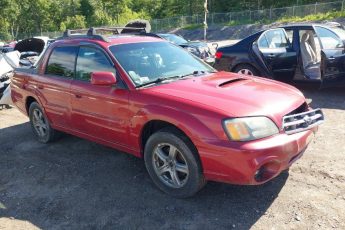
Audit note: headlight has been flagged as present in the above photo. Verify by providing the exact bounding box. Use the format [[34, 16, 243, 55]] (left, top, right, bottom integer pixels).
[[223, 117, 279, 141]]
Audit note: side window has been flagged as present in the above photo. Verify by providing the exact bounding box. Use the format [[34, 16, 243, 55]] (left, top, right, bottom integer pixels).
[[285, 29, 294, 44], [45, 46, 78, 78], [315, 26, 344, 49], [260, 29, 289, 49], [266, 29, 289, 48], [258, 34, 269, 48], [76, 46, 115, 81]]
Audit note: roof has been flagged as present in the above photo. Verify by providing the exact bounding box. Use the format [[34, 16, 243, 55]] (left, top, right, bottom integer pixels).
[[53, 34, 164, 47], [280, 22, 342, 29], [106, 35, 164, 45]]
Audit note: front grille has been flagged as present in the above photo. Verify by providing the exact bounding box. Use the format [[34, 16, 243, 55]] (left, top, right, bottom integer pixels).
[[283, 109, 324, 134], [286, 102, 308, 116]]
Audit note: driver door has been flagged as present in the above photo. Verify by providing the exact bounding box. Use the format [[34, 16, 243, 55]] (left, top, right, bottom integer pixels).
[[314, 26, 345, 87], [257, 28, 297, 81], [70, 45, 130, 146]]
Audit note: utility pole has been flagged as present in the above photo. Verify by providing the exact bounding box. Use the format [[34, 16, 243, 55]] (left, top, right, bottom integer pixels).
[[204, 0, 208, 42]]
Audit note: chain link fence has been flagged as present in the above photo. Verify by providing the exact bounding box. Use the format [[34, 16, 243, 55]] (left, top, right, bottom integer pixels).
[[151, 0, 345, 32], [20, 1, 345, 39]]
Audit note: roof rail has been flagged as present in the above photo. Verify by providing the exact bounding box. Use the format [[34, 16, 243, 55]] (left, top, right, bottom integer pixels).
[[59, 26, 148, 42], [88, 26, 147, 36]]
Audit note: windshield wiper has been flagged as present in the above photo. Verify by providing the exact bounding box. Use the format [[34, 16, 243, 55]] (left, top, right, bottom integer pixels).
[[136, 76, 181, 88], [179, 70, 216, 78], [181, 70, 204, 78], [136, 70, 216, 88]]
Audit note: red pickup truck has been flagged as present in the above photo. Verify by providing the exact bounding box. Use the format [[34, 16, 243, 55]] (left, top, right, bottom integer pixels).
[[11, 29, 324, 197]]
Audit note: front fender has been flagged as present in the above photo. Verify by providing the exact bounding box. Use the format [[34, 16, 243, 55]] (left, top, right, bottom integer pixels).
[[128, 104, 221, 155]]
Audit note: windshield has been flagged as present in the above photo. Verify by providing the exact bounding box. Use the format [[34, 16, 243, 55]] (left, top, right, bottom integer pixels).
[[158, 34, 188, 45], [109, 42, 215, 87]]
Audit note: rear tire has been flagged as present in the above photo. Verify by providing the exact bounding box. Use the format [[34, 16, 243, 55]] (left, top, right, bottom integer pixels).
[[29, 102, 60, 143], [233, 64, 260, 76], [144, 128, 206, 198]]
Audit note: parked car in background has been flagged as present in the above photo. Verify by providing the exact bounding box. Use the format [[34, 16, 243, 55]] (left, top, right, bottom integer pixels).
[[0, 50, 20, 107], [14, 37, 46, 66], [0, 41, 16, 53], [0, 36, 50, 108], [12, 27, 324, 197], [154, 33, 215, 64], [214, 23, 345, 88], [124, 19, 215, 64]]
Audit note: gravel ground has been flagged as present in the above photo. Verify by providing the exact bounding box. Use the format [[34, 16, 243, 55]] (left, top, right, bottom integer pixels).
[[0, 86, 344, 230]]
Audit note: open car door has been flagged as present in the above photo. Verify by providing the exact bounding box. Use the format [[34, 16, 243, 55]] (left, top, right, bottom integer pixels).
[[314, 26, 345, 87], [256, 28, 297, 82]]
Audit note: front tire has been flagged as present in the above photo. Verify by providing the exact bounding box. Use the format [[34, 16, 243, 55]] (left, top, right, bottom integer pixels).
[[144, 129, 205, 198], [29, 102, 59, 143]]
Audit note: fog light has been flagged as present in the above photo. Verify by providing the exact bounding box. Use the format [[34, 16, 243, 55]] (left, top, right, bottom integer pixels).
[[254, 161, 281, 183], [254, 168, 264, 182]]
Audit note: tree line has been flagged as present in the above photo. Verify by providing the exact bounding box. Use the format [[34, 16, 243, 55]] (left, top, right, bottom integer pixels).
[[0, 0, 328, 40]]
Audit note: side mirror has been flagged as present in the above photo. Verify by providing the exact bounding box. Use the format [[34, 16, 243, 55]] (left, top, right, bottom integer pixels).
[[91, 72, 117, 86], [336, 42, 344, 49]]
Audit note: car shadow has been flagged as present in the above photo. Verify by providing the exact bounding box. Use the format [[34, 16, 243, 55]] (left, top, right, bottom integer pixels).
[[0, 122, 289, 229], [294, 85, 345, 110]]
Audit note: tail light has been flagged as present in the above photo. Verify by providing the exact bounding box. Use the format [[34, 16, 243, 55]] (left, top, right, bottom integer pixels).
[[215, 51, 223, 59]]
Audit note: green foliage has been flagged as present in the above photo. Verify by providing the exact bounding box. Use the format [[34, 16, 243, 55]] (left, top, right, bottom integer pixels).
[[0, 31, 12, 41], [60, 15, 87, 31], [181, 24, 204, 30], [278, 10, 345, 23], [0, 0, 152, 40], [0, 0, 342, 41]]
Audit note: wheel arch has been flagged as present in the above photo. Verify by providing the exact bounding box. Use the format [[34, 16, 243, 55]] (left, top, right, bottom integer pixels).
[[140, 120, 202, 169], [25, 96, 38, 115], [231, 62, 260, 75]]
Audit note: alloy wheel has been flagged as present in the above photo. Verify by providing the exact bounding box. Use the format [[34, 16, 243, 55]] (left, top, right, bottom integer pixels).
[[152, 143, 189, 188], [32, 108, 48, 137], [237, 68, 254, 76]]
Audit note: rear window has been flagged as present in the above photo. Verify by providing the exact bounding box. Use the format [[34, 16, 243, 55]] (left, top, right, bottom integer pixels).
[[45, 46, 78, 78], [159, 34, 188, 45]]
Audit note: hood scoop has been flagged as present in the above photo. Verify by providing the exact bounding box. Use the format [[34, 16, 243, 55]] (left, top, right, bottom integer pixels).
[[218, 78, 248, 87]]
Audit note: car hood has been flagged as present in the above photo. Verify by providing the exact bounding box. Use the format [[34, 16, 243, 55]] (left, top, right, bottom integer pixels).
[[145, 71, 305, 126], [14, 38, 45, 54]]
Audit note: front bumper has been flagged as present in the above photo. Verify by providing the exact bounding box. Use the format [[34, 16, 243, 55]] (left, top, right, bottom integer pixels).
[[198, 127, 317, 185]]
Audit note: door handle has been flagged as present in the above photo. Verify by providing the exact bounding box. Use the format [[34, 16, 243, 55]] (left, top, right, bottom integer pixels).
[[267, 54, 276, 59], [37, 85, 44, 90], [75, 94, 82, 99]]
